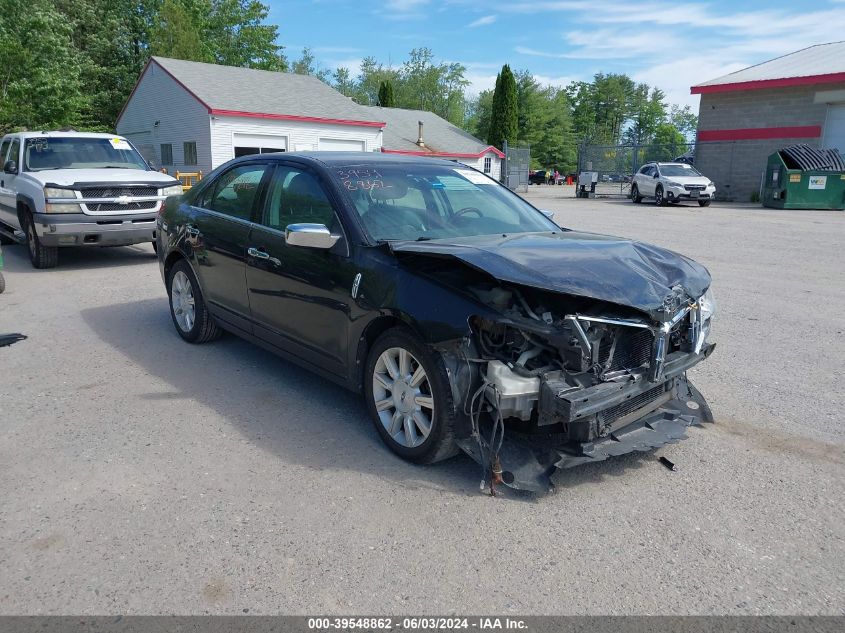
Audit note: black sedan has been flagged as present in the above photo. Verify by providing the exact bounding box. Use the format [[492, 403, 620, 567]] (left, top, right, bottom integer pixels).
[[156, 153, 716, 492]]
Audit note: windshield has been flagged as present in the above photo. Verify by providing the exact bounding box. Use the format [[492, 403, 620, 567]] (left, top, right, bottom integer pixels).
[[660, 164, 702, 177], [23, 137, 150, 172], [334, 163, 558, 242]]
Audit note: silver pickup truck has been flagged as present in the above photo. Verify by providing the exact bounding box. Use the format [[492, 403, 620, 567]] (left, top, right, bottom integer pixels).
[[0, 131, 182, 268]]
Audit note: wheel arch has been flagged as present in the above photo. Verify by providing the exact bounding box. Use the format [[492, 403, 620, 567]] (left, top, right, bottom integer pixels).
[[352, 314, 426, 393]]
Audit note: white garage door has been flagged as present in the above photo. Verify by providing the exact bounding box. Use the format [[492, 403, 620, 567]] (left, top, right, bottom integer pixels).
[[233, 133, 287, 158], [318, 138, 365, 152], [822, 103, 845, 153]]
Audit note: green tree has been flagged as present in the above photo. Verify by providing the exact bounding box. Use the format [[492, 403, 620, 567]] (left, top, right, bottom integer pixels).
[[150, 0, 204, 62], [377, 80, 395, 107], [332, 67, 356, 97], [466, 89, 493, 142], [292, 47, 328, 80], [646, 123, 687, 161], [669, 104, 698, 140], [352, 56, 399, 106], [0, 0, 84, 132], [395, 48, 468, 125], [487, 64, 517, 149]]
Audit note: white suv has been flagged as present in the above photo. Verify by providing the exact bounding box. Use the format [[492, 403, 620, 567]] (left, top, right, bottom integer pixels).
[[0, 131, 182, 268], [631, 162, 715, 207]]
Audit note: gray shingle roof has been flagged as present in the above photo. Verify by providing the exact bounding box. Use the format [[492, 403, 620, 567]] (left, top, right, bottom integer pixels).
[[694, 41, 845, 89], [366, 105, 495, 155], [152, 56, 383, 124]]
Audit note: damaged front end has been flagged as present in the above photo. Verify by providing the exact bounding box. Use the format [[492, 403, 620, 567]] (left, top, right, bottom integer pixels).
[[445, 283, 716, 494]]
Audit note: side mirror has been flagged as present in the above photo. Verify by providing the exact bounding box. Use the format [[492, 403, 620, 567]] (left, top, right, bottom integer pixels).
[[653, 173, 660, 179], [3, 160, 17, 174], [285, 223, 340, 249]]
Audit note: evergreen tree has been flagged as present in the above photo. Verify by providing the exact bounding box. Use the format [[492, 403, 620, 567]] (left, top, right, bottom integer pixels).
[[487, 64, 517, 149], [377, 80, 395, 107]]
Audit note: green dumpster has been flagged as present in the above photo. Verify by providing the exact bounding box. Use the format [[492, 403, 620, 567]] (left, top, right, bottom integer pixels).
[[762, 144, 845, 210]]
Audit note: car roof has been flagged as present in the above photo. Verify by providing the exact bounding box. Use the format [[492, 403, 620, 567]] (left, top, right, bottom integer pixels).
[[228, 151, 473, 170], [654, 162, 689, 167], [4, 131, 125, 140]]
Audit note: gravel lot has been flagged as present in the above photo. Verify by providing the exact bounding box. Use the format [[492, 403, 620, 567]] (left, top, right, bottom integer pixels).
[[0, 192, 843, 615]]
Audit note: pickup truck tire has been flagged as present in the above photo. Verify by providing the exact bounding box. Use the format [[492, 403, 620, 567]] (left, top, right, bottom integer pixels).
[[23, 213, 58, 269], [167, 259, 222, 344]]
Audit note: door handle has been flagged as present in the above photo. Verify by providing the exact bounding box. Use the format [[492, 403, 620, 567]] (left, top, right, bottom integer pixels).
[[185, 224, 200, 236], [248, 246, 281, 266]]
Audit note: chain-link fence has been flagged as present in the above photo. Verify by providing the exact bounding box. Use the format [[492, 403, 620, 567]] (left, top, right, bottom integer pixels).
[[577, 142, 696, 197], [503, 141, 530, 193]]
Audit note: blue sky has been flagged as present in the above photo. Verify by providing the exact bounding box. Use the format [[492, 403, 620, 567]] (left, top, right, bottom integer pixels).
[[269, 0, 845, 112]]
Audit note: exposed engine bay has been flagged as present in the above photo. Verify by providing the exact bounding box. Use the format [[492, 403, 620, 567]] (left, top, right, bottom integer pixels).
[[442, 280, 716, 494]]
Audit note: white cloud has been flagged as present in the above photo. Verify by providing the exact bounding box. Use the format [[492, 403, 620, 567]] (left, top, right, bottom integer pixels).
[[468, 14, 498, 28], [515, 46, 567, 59]]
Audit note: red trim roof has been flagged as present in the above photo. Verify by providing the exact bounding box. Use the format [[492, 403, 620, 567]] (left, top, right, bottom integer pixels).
[[117, 58, 385, 129], [691, 72, 845, 94], [210, 109, 385, 128], [381, 146, 505, 159], [697, 126, 822, 142]]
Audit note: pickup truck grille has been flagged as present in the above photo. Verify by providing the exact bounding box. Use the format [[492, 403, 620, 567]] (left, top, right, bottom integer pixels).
[[80, 186, 158, 198], [88, 201, 157, 212]]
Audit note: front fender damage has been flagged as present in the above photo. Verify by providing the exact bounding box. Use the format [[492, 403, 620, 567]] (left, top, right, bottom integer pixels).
[[429, 282, 716, 495]]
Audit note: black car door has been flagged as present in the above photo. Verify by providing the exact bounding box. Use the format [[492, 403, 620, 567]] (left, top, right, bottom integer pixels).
[[245, 163, 356, 378], [186, 161, 271, 333]]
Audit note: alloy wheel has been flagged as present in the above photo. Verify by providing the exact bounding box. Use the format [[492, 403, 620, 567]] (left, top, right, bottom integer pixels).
[[372, 347, 435, 448], [170, 270, 196, 332]]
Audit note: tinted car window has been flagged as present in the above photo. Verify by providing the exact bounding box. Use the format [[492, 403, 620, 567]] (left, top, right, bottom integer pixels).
[[0, 139, 10, 163], [206, 163, 267, 221], [261, 166, 335, 231]]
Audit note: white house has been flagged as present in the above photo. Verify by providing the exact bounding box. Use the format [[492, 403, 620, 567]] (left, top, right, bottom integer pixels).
[[116, 56, 503, 179], [116, 56, 385, 175]]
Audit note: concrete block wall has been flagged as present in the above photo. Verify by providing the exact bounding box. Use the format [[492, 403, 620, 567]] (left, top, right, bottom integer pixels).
[[695, 82, 845, 202]]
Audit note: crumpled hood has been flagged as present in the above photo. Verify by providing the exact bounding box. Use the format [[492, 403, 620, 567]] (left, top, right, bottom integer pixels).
[[390, 231, 711, 322], [28, 168, 178, 188]]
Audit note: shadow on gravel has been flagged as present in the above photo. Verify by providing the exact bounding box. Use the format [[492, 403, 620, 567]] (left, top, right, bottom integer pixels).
[[81, 297, 654, 497], [1, 242, 156, 274]]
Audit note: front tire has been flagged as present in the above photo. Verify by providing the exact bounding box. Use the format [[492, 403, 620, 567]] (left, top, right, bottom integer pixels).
[[166, 259, 222, 343], [364, 327, 459, 464], [698, 200, 711, 207], [24, 213, 58, 269], [631, 184, 642, 203], [655, 185, 668, 207]]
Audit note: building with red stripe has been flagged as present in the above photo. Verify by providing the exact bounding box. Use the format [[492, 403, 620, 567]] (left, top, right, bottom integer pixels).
[[692, 42, 845, 202], [116, 57, 502, 179]]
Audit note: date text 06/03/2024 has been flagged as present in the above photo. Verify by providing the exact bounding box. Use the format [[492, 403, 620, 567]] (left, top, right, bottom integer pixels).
[[307, 617, 529, 630]]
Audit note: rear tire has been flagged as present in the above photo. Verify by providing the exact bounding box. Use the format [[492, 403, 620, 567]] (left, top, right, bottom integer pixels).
[[364, 327, 459, 464], [23, 213, 58, 269], [0, 272, 5, 294], [698, 200, 711, 207], [655, 185, 668, 207], [166, 259, 222, 343], [631, 184, 642, 203]]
